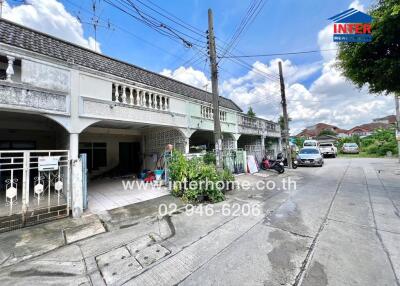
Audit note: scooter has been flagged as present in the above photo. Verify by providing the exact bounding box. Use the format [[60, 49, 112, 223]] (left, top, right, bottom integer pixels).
[[277, 153, 298, 169], [260, 156, 285, 174]]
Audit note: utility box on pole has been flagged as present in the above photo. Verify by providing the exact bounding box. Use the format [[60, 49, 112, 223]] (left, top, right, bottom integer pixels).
[[207, 9, 223, 171]]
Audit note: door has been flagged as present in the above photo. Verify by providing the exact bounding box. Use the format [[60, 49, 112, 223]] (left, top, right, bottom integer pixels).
[[119, 142, 141, 175]]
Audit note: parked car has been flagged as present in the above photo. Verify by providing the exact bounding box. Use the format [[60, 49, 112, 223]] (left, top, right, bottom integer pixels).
[[342, 143, 359, 154], [319, 143, 337, 158], [303, 139, 319, 148], [296, 147, 324, 167]]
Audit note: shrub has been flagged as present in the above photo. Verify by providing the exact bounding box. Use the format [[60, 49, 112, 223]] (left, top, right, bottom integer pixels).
[[168, 151, 228, 204], [361, 128, 398, 156], [203, 152, 216, 165]]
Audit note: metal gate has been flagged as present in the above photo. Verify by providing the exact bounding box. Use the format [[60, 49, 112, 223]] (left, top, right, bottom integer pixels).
[[0, 150, 70, 232]]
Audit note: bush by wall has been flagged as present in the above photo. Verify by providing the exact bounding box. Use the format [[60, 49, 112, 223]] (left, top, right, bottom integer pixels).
[[168, 151, 234, 204]]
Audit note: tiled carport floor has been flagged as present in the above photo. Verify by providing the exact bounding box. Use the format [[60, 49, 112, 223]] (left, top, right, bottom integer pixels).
[[87, 178, 170, 214]]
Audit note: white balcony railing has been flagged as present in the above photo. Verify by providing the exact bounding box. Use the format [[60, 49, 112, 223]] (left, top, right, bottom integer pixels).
[[112, 82, 170, 111], [200, 105, 227, 122], [239, 114, 279, 135]]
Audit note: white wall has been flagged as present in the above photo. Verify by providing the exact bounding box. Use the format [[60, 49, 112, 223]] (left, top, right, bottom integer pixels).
[[80, 73, 112, 101], [21, 59, 70, 92]]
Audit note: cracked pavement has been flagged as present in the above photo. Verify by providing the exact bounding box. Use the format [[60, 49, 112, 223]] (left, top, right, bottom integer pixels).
[[0, 158, 399, 286]]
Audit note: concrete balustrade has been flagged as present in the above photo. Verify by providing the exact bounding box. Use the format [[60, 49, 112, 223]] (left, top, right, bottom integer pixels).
[[111, 82, 170, 111]]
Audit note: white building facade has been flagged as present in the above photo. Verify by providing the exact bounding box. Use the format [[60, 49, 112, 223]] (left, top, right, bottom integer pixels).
[[0, 19, 281, 230]]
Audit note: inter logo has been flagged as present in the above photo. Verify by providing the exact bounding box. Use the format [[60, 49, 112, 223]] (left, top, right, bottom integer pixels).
[[328, 8, 372, 43]]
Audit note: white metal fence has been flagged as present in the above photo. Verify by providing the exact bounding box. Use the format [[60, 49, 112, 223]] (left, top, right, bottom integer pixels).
[[0, 150, 70, 232]]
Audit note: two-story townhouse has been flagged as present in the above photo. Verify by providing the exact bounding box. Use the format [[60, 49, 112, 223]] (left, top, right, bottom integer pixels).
[[0, 19, 281, 230]]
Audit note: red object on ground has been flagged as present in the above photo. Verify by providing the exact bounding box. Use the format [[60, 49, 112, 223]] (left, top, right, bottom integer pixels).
[[144, 171, 155, 183]]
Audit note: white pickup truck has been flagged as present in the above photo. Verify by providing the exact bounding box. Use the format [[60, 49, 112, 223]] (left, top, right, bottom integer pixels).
[[319, 143, 337, 158]]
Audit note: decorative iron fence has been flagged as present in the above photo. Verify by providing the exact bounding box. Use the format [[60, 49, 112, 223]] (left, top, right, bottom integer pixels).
[[0, 150, 70, 232]]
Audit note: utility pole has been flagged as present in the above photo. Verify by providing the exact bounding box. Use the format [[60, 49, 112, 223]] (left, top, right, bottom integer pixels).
[[395, 93, 400, 163], [0, 0, 4, 19], [207, 8, 223, 171], [278, 61, 293, 169]]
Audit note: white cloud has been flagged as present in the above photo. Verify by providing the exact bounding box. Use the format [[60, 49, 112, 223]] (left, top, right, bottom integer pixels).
[[160, 66, 211, 91], [3, 0, 100, 52], [349, 0, 365, 11]]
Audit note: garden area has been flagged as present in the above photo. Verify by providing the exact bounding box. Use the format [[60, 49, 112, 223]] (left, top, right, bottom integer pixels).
[[338, 128, 398, 157], [294, 128, 398, 158], [168, 151, 235, 204]]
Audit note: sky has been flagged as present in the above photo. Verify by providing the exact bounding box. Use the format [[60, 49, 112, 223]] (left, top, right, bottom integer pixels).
[[2, 0, 395, 135]]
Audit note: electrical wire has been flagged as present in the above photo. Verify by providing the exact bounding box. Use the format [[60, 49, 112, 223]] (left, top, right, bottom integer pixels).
[[219, 0, 267, 61], [65, 0, 207, 71], [104, 0, 201, 48], [219, 48, 338, 58]]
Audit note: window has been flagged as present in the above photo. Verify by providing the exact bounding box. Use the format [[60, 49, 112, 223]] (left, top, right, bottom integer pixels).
[[300, 148, 319, 154], [79, 142, 107, 172]]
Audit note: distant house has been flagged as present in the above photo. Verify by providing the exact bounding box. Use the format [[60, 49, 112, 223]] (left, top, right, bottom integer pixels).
[[316, 134, 338, 144], [373, 115, 396, 125], [296, 117, 396, 140], [296, 123, 347, 138], [347, 122, 392, 137]]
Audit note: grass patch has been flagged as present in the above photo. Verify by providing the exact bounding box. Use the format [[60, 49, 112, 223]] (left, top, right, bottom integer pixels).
[[338, 152, 383, 158]]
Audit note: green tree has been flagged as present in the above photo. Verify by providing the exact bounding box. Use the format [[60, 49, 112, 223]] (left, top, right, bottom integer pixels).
[[337, 0, 400, 95], [337, 0, 400, 159], [247, 107, 256, 117], [318, 130, 337, 137]]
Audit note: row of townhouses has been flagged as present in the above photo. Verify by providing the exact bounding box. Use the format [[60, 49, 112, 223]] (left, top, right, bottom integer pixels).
[[0, 19, 281, 231]]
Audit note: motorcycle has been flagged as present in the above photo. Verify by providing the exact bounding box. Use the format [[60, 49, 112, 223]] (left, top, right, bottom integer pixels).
[[260, 156, 285, 174], [277, 153, 298, 169]]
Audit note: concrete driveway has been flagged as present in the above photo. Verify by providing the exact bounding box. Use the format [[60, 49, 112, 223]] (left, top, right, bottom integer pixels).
[[0, 158, 399, 286]]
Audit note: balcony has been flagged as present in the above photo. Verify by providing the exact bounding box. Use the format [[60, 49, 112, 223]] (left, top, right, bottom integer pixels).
[[112, 82, 170, 111], [0, 79, 67, 114], [238, 114, 280, 137]]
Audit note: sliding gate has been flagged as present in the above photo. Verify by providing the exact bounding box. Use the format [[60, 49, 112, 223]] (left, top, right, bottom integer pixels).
[[0, 150, 70, 232]]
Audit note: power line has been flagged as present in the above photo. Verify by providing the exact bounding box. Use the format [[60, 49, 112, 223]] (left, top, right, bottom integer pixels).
[[65, 0, 208, 71], [219, 48, 338, 58], [130, 0, 280, 82], [221, 54, 280, 82], [123, 0, 207, 45], [219, 0, 267, 60], [103, 0, 200, 48], [136, 0, 205, 39]]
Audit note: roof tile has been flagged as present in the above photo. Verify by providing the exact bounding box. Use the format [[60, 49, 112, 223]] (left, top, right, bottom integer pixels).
[[0, 19, 242, 112]]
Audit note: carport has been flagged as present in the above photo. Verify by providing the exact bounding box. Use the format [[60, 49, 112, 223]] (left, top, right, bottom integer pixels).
[[79, 121, 185, 213]]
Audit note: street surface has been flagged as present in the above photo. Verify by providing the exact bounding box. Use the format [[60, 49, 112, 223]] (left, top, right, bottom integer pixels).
[[0, 158, 399, 286]]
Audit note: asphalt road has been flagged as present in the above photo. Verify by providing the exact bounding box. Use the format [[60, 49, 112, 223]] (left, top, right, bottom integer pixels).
[[0, 158, 399, 286]]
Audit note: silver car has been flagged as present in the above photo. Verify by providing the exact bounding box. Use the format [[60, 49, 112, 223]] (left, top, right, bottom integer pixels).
[[297, 148, 324, 167], [342, 143, 359, 154]]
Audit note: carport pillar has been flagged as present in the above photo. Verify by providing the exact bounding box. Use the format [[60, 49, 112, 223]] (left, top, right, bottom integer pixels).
[[233, 133, 241, 150], [184, 136, 190, 154], [69, 133, 83, 218], [261, 135, 266, 155], [69, 133, 79, 160]]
